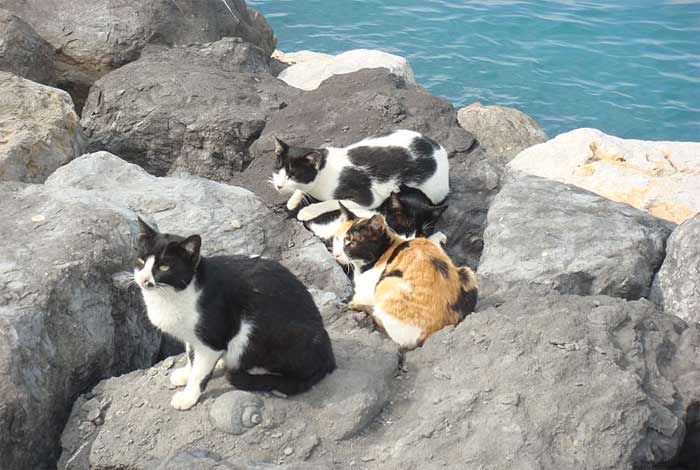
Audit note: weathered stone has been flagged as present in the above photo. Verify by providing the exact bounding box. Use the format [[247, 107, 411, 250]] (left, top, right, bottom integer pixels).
[[457, 101, 547, 168], [80, 40, 298, 182], [46, 151, 351, 298], [278, 49, 416, 91], [509, 128, 700, 224], [0, 182, 160, 470], [0, 0, 276, 110], [231, 68, 492, 267], [0, 72, 84, 182], [651, 214, 700, 324], [0, 8, 55, 84], [479, 175, 674, 299]]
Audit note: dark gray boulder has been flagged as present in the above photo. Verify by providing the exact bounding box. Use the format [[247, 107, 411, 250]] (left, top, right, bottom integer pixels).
[[0, 0, 276, 110], [651, 214, 700, 324], [479, 175, 674, 299], [0, 181, 160, 470], [231, 68, 495, 267], [81, 39, 298, 182], [0, 8, 55, 84]]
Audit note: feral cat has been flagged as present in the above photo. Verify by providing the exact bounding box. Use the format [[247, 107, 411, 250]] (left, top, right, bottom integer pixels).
[[304, 185, 448, 242], [133, 217, 335, 410], [332, 204, 477, 350], [271, 129, 449, 222]]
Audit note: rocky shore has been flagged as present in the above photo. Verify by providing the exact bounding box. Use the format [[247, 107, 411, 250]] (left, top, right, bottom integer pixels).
[[1, 1, 699, 469]]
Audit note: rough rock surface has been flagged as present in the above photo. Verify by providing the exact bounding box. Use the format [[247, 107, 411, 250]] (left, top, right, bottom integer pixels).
[[81, 39, 298, 182], [479, 175, 674, 300], [59, 291, 700, 470], [46, 151, 351, 298], [509, 128, 700, 224], [278, 49, 416, 91], [0, 8, 55, 84], [231, 68, 496, 267], [457, 101, 548, 169], [0, 182, 160, 470], [651, 214, 700, 324], [0, 0, 276, 110], [0, 72, 84, 183]]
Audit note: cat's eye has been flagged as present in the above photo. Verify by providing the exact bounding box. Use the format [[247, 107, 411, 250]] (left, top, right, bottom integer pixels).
[[159, 265, 170, 272], [136, 258, 145, 265]]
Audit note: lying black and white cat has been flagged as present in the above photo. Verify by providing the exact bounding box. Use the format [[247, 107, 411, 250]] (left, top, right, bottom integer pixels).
[[271, 129, 449, 222], [304, 185, 448, 242], [133, 217, 335, 410]]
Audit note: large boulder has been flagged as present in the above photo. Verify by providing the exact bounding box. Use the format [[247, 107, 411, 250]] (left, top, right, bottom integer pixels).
[[457, 102, 547, 169], [479, 175, 674, 300], [0, 0, 276, 111], [0, 72, 84, 182], [230, 68, 496, 267], [46, 151, 351, 297], [0, 182, 160, 470], [58, 291, 700, 469], [651, 214, 700, 324], [0, 8, 55, 84], [81, 40, 298, 182], [278, 49, 416, 91], [509, 128, 700, 224]]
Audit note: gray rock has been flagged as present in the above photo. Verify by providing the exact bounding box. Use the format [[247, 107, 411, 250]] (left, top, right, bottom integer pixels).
[[457, 102, 548, 169], [81, 40, 298, 182], [651, 214, 700, 324], [0, 182, 160, 470], [0, 8, 55, 84], [58, 329, 398, 470], [479, 175, 674, 299], [155, 449, 328, 470], [0, 0, 276, 110], [46, 151, 351, 297], [0, 72, 85, 183], [231, 68, 494, 267]]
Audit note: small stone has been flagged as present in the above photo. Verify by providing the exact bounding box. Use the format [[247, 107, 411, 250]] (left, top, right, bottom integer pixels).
[[162, 357, 175, 369], [231, 219, 242, 229], [283, 447, 294, 456], [271, 390, 288, 399], [31, 215, 46, 222]]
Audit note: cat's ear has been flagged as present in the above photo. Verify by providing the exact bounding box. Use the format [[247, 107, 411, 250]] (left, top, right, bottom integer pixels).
[[338, 202, 357, 221], [304, 151, 323, 170], [273, 136, 288, 158], [368, 213, 385, 231], [387, 192, 403, 211], [431, 204, 448, 219], [137, 216, 157, 241], [180, 235, 201, 262]]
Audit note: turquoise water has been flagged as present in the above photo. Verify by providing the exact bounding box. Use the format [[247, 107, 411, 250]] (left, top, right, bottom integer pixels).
[[248, 0, 700, 142]]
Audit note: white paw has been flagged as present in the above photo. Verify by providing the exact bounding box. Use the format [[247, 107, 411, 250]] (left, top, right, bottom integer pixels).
[[429, 231, 448, 246], [296, 206, 315, 222], [286, 190, 305, 211], [170, 390, 199, 410], [215, 358, 225, 371], [169, 367, 190, 387]]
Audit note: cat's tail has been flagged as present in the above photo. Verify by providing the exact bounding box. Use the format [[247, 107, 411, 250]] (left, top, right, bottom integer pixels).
[[226, 363, 336, 396], [453, 266, 478, 318]]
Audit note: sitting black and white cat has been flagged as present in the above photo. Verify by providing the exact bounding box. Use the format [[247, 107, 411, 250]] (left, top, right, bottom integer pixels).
[[133, 217, 335, 410], [304, 185, 448, 242], [271, 129, 449, 222]]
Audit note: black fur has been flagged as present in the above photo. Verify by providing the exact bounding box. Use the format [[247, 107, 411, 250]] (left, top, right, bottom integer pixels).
[[385, 240, 410, 266], [452, 287, 478, 319], [431, 258, 450, 278], [334, 167, 374, 206], [274, 142, 327, 185], [344, 215, 392, 272], [379, 269, 403, 282], [137, 220, 335, 396], [379, 185, 447, 237]]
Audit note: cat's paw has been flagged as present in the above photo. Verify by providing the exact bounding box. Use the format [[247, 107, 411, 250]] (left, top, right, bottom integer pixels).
[[429, 231, 448, 247], [349, 301, 372, 314], [286, 190, 305, 211], [296, 206, 315, 221], [171, 390, 199, 410], [169, 367, 190, 387]]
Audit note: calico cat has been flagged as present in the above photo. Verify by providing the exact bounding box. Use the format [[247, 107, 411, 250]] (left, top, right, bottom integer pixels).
[[304, 185, 448, 242], [332, 204, 477, 350], [133, 217, 335, 410], [271, 129, 449, 222]]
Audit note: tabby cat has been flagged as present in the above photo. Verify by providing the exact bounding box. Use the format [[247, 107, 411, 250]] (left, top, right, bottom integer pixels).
[[133, 217, 335, 410], [332, 204, 477, 350]]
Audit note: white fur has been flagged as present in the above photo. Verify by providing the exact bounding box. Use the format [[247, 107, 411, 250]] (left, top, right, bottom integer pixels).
[[352, 267, 384, 306], [171, 345, 221, 410], [224, 320, 253, 371], [372, 306, 423, 349], [139, 281, 201, 343], [286, 189, 306, 210]]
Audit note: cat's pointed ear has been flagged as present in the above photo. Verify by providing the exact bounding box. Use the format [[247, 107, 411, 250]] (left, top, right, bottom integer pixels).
[[338, 202, 357, 221], [273, 136, 288, 158], [180, 235, 201, 262], [432, 204, 448, 219], [388, 192, 403, 211], [368, 213, 385, 230], [304, 151, 323, 170], [137, 216, 157, 241]]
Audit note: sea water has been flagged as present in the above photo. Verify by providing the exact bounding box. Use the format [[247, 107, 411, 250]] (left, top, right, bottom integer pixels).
[[249, 0, 700, 142]]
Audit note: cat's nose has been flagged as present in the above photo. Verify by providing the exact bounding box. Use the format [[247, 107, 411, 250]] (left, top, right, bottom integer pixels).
[[145, 281, 155, 288]]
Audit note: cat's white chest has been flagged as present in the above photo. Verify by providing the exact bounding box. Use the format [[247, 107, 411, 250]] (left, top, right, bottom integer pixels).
[[353, 267, 383, 305], [140, 283, 200, 342]]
